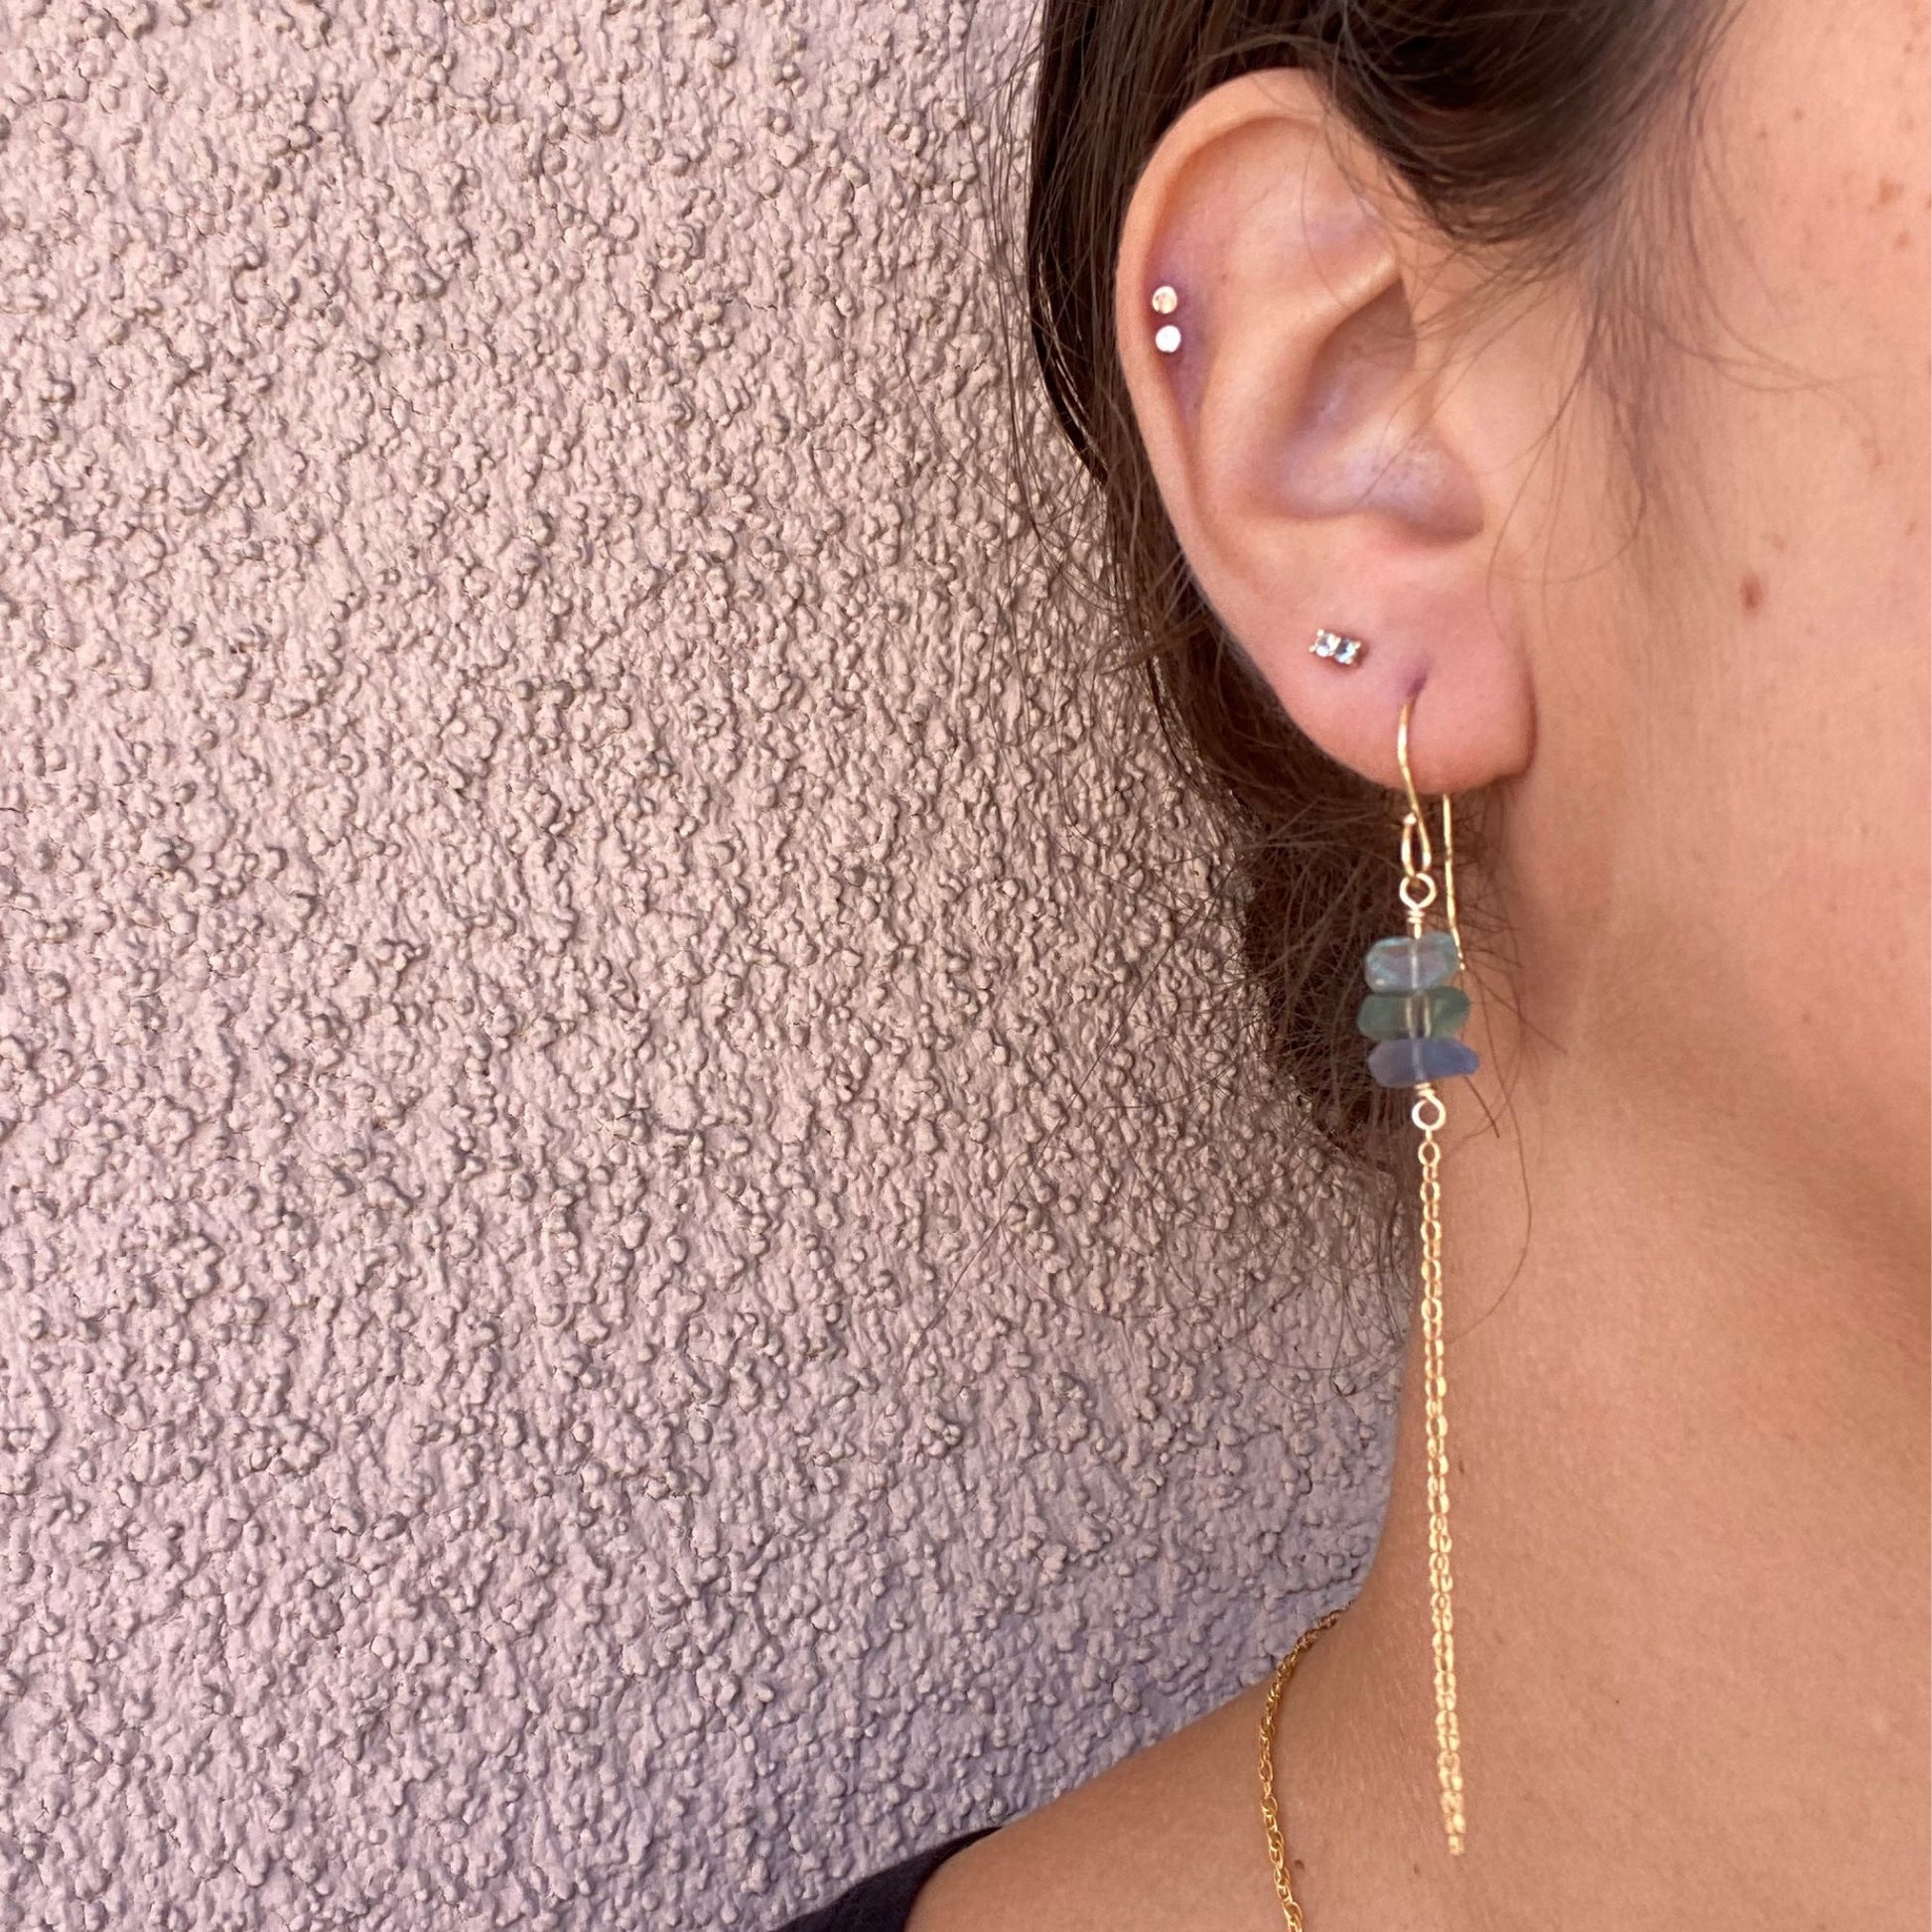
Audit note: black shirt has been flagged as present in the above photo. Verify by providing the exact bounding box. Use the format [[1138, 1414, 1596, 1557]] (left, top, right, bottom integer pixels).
[[773, 1829, 999, 1932]]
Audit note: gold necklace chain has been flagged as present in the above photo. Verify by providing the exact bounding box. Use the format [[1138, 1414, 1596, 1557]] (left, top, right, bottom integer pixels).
[[1257, 1609, 1342, 1931]]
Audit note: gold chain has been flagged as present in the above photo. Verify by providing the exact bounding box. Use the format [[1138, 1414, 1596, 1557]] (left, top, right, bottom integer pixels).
[[1255, 1082, 1465, 1932], [1255, 1088, 1464, 1928], [1414, 1081, 1466, 1855], [1257, 1609, 1341, 1930], [1398, 709, 1468, 1859]]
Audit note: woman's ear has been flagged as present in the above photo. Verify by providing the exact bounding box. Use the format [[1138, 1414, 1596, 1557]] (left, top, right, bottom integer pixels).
[[1117, 71, 1537, 794]]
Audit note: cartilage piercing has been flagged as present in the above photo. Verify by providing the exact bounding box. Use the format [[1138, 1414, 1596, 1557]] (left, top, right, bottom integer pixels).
[[1151, 284, 1181, 354]]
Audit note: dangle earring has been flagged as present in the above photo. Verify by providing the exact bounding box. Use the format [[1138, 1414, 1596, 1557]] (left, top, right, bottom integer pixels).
[[1359, 693, 1477, 1857]]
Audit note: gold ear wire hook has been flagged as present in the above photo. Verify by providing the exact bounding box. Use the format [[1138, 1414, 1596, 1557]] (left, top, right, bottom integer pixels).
[[1396, 695, 1426, 826], [1396, 697, 1435, 933], [1397, 696, 1433, 874], [1397, 694, 1464, 965]]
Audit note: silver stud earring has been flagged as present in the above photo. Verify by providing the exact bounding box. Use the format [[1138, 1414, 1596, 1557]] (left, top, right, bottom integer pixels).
[[1311, 627, 1366, 667], [1151, 284, 1181, 354]]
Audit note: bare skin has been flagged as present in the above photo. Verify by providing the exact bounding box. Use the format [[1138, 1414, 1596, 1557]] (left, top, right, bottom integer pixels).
[[912, 0, 1929, 1927]]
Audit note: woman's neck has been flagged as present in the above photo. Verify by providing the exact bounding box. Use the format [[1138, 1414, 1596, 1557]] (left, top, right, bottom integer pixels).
[[1278, 1051, 1929, 1930]]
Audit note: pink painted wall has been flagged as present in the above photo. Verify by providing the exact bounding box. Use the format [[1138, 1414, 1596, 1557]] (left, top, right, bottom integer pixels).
[[0, 1, 1391, 1922]]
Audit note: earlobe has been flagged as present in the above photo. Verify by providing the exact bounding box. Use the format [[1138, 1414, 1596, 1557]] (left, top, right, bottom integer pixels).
[[1115, 72, 1536, 796]]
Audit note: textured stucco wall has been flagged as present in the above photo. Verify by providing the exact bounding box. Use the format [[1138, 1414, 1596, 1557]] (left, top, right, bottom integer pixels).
[[0, 2, 1397, 1925]]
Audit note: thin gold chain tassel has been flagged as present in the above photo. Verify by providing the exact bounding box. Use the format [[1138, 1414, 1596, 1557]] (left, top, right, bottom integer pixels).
[[1413, 1079, 1464, 1854], [1396, 714, 1468, 1857]]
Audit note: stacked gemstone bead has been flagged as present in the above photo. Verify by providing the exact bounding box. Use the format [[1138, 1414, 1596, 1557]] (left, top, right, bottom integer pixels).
[[1360, 930, 1479, 1088]]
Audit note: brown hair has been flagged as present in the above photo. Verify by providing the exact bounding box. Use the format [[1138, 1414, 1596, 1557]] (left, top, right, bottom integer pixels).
[[1025, 0, 1724, 1174]]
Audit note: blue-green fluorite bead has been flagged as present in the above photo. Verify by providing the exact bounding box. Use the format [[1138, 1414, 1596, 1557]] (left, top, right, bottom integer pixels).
[[1368, 1035, 1480, 1088], [1364, 930, 1460, 991], [1357, 986, 1471, 1041]]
